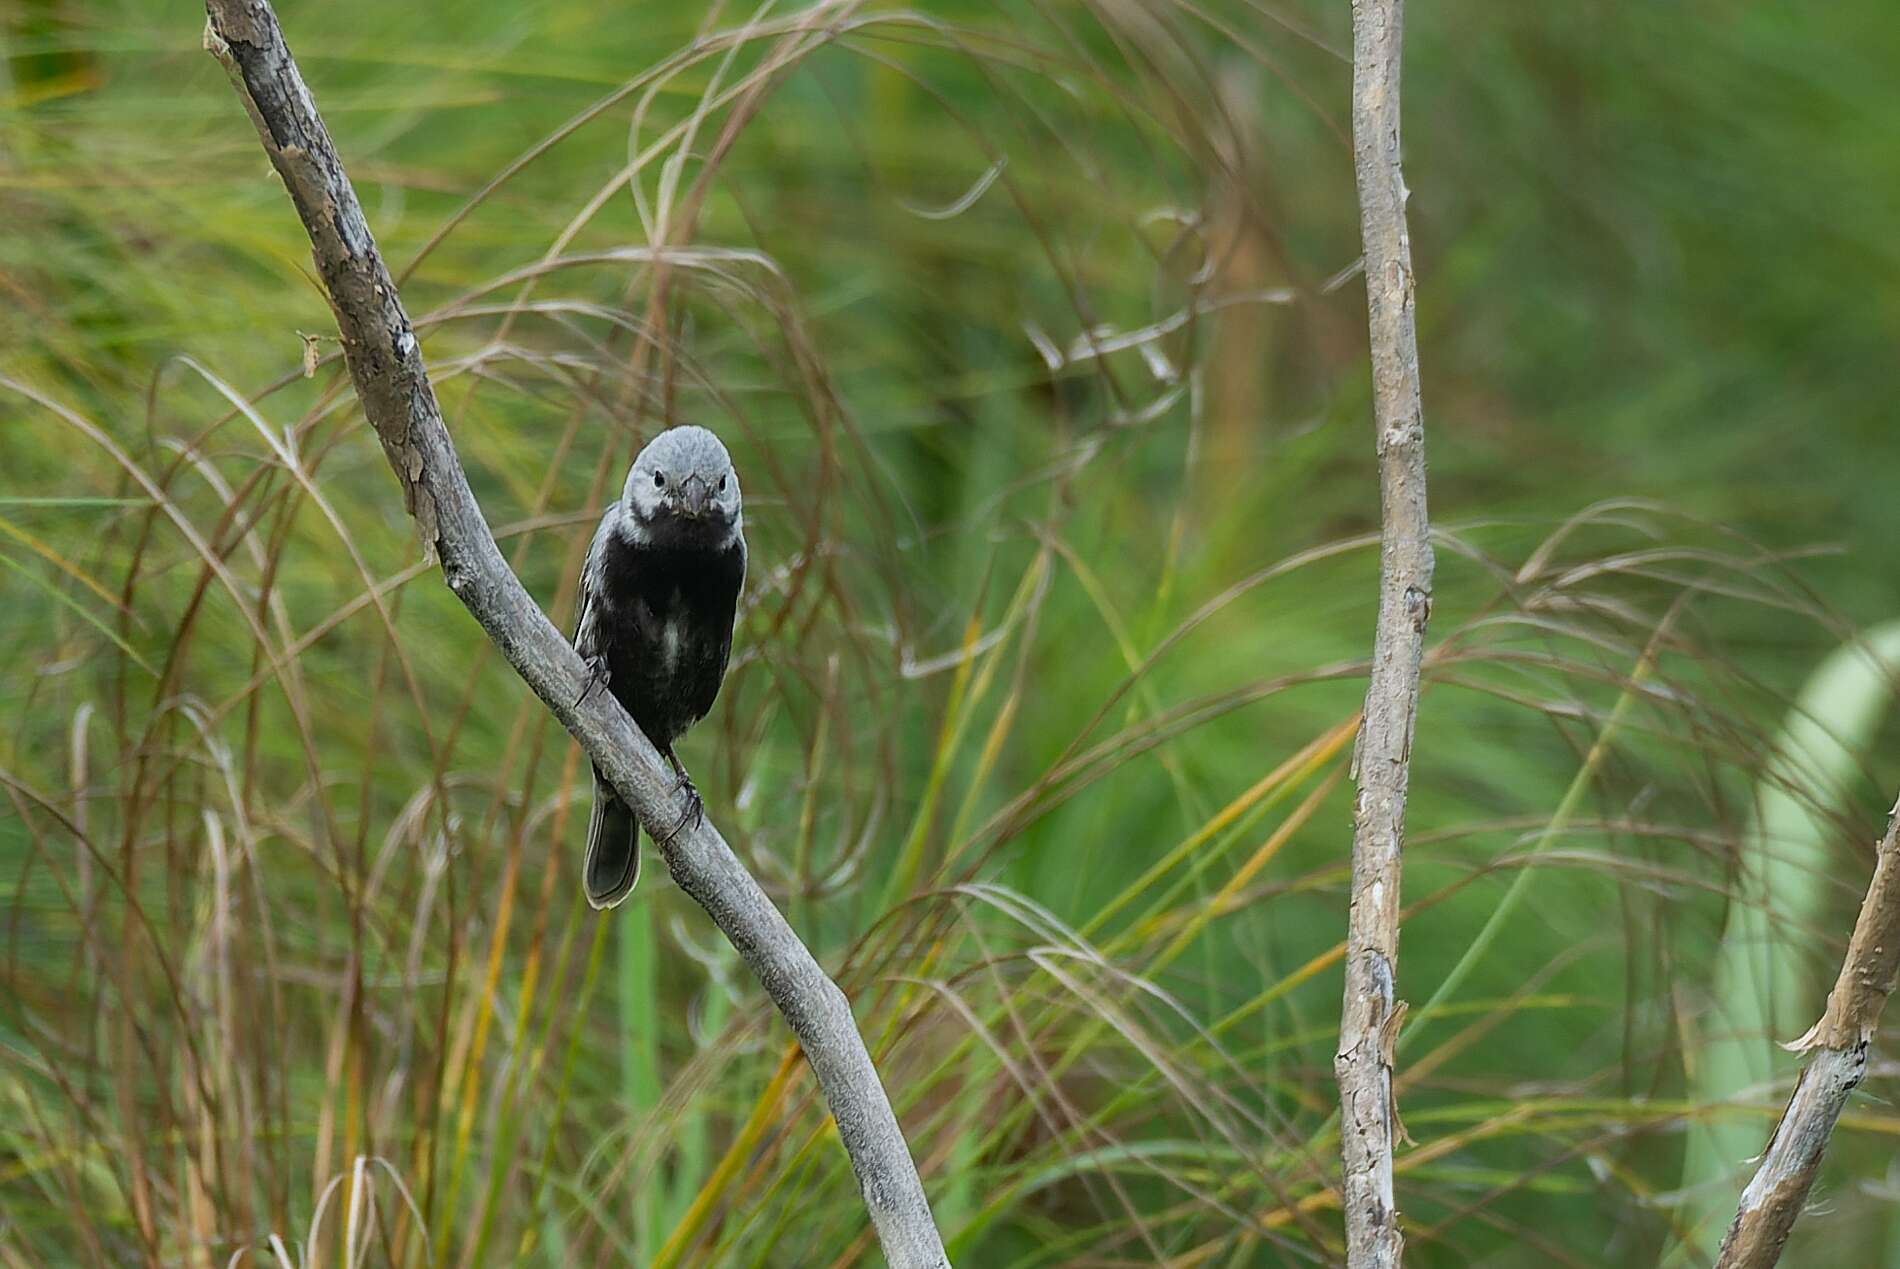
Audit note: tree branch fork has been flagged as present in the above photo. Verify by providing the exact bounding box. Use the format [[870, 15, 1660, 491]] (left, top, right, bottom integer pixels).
[[1715, 792, 1900, 1268]]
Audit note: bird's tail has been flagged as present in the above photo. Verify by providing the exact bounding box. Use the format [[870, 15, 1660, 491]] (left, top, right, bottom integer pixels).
[[583, 771, 640, 909]]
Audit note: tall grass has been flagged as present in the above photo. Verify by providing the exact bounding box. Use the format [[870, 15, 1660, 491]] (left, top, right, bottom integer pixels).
[[4, 1, 1899, 1265]]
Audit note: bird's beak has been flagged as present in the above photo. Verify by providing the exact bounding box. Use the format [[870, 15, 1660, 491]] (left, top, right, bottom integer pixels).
[[679, 475, 710, 518]]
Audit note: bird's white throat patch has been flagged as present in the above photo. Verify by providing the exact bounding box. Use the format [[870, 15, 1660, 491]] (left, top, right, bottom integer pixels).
[[614, 504, 652, 547]]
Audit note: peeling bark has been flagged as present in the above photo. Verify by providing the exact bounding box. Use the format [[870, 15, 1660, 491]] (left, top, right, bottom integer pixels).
[[1337, 1, 1433, 1266]]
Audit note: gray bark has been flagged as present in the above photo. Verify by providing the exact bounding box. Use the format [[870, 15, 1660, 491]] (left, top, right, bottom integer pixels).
[[200, 3, 948, 1263], [1336, 1, 1433, 1266], [1714, 793, 1900, 1268]]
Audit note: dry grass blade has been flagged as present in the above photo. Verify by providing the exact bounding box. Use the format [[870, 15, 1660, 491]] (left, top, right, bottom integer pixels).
[[7, 2, 1890, 1264]]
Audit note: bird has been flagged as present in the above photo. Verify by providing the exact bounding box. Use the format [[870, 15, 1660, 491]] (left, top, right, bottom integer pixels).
[[572, 424, 746, 909]]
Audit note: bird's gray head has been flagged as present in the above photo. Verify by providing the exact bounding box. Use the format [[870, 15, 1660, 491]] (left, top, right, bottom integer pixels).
[[623, 425, 742, 538]]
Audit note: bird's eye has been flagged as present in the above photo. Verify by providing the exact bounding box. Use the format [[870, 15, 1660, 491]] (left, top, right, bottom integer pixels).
[[717, 476, 727, 492], [653, 472, 665, 488]]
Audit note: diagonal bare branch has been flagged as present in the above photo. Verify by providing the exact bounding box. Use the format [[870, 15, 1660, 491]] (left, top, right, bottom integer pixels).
[[198, 3, 949, 1263], [1714, 791, 1900, 1268], [1337, 0, 1433, 1265]]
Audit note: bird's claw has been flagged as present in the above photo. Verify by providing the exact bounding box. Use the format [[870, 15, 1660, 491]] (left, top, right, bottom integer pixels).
[[661, 755, 704, 846], [575, 654, 610, 708], [664, 789, 704, 846]]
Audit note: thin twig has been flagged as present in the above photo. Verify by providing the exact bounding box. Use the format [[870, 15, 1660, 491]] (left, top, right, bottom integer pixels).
[[1336, 0, 1433, 1265], [198, 3, 949, 1264], [1713, 791, 1900, 1268]]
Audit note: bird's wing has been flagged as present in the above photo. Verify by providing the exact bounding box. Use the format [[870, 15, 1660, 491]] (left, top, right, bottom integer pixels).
[[699, 534, 748, 719], [573, 502, 620, 660], [734, 530, 748, 621]]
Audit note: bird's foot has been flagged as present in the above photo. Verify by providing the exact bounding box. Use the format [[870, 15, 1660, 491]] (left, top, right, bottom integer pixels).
[[574, 654, 610, 708], [661, 753, 704, 845]]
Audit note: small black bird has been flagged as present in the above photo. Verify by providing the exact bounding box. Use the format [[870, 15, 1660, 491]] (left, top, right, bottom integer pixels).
[[573, 425, 746, 909]]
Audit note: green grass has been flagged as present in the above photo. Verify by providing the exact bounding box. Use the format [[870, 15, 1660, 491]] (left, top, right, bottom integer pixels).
[[4, 1, 1900, 1265]]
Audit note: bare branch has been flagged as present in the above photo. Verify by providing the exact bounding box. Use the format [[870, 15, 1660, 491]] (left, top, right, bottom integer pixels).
[[199, 3, 949, 1263], [1714, 793, 1900, 1268], [1337, 0, 1433, 1265]]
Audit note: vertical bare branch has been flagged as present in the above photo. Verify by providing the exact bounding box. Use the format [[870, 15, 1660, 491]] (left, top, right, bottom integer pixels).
[[1714, 792, 1900, 1268], [198, 3, 949, 1264], [1337, 0, 1432, 1265]]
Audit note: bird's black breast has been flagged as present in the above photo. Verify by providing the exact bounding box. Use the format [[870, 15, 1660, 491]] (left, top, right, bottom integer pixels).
[[596, 529, 744, 750]]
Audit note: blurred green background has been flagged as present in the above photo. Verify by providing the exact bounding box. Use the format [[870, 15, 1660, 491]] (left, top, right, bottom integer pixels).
[[4, 1, 1898, 1265]]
